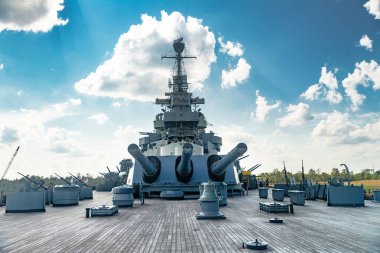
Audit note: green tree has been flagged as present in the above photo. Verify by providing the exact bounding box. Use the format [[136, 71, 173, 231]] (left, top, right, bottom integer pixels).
[[331, 168, 340, 179]]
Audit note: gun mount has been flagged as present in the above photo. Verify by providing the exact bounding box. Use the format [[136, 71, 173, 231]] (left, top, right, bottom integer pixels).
[[18, 172, 47, 190], [208, 143, 248, 182], [339, 163, 351, 186], [128, 144, 161, 183], [54, 173, 71, 185], [248, 164, 262, 172], [175, 143, 194, 183], [68, 173, 88, 187], [283, 161, 290, 186]]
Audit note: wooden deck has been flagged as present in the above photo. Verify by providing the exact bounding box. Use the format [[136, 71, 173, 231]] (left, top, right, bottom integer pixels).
[[0, 190, 379, 253]]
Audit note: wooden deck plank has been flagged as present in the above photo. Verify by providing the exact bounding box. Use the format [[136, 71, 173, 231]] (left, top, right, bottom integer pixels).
[[0, 190, 379, 253]]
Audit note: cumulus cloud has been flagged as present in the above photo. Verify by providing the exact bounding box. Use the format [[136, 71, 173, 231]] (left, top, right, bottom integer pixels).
[[221, 58, 251, 89], [0, 99, 85, 157], [342, 60, 380, 111], [0, 127, 19, 144], [252, 90, 281, 122], [75, 11, 216, 102], [278, 103, 313, 127], [45, 127, 84, 154], [364, 0, 380, 19], [312, 111, 380, 145], [0, 0, 68, 32], [112, 102, 121, 108], [301, 67, 342, 104], [218, 37, 244, 57], [69, 98, 81, 106], [88, 113, 109, 125], [359, 35, 373, 51]]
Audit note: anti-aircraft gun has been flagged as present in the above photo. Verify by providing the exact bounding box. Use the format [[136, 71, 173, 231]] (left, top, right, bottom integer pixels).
[[18, 172, 50, 205], [55, 173, 72, 185], [273, 161, 292, 196], [301, 161, 317, 200], [68, 172, 93, 200], [96, 167, 119, 192], [119, 159, 134, 185], [18, 172, 48, 191], [325, 164, 364, 206], [68, 173, 89, 187], [245, 164, 261, 190]]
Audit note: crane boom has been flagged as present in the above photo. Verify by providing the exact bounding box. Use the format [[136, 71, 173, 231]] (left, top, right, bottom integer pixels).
[[1, 146, 20, 180]]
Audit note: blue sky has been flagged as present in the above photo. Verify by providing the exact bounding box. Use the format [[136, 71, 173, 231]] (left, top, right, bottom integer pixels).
[[0, 0, 380, 178]]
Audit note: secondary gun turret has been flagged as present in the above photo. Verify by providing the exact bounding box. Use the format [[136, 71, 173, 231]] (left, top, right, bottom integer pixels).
[[175, 143, 193, 183], [208, 143, 248, 181], [128, 144, 161, 183]]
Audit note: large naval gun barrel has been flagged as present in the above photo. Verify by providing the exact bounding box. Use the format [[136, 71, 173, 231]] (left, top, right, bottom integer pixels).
[[208, 143, 248, 181], [175, 143, 194, 183], [128, 144, 161, 183]]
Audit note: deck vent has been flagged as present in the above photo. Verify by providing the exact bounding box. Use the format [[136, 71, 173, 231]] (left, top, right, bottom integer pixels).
[[243, 239, 268, 250], [269, 217, 283, 223]]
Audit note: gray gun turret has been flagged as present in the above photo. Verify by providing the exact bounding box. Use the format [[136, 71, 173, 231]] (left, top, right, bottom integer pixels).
[[175, 143, 193, 183], [208, 143, 248, 181], [128, 144, 161, 183]]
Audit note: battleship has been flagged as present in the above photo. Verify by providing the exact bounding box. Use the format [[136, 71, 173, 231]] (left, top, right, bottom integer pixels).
[[126, 37, 247, 199], [0, 38, 379, 253]]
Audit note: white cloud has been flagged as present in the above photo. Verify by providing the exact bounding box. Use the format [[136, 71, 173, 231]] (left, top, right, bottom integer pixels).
[[253, 90, 281, 122], [342, 60, 380, 111], [75, 11, 216, 102], [0, 63, 3, 70], [0, 0, 68, 32], [312, 111, 380, 145], [278, 103, 313, 127], [0, 127, 19, 144], [221, 58, 251, 89], [69, 98, 81, 106], [364, 0, 380, 19], [88, 113, 109, 125], [114, 125, 142, 139], [112, 102, 121, 108], [359, 35, 373, 51], [301, 83, 321, 101], [301, 67, 342, 104], [218, 37, 244, 57], [0, 99, 85, 155], [312, 111, 354, 138], [44, 127, 84, 155]]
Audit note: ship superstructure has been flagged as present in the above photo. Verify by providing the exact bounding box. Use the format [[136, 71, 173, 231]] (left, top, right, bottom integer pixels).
[[139, 38, 221, 157]]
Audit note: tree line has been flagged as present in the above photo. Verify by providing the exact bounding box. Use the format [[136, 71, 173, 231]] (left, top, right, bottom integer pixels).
[[258, 168, 380, 184]]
